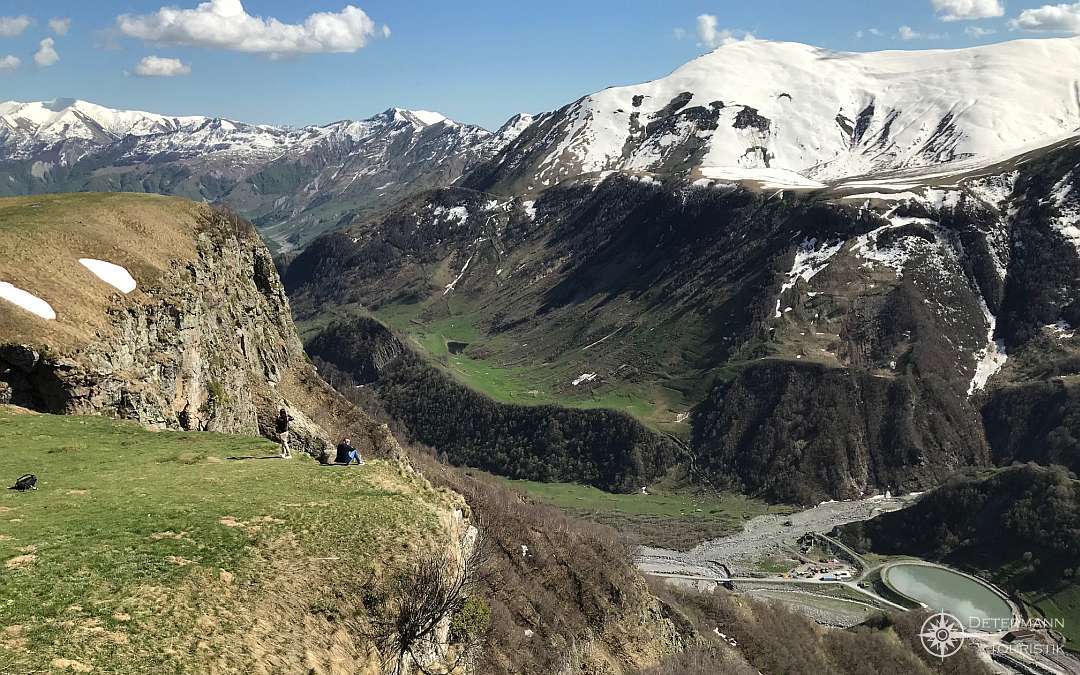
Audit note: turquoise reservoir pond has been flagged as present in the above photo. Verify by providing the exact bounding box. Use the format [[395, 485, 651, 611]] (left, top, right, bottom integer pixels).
[[882, 563, 1015, 632]]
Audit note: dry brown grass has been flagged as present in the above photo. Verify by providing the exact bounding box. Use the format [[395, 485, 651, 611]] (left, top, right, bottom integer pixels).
[[0, 192, 210, 351]]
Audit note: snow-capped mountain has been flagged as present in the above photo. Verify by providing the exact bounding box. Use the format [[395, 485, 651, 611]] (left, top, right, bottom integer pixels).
[[0, 99, 533, 249], [469, 37, 1080, 194], [0, 99, 203, 152]]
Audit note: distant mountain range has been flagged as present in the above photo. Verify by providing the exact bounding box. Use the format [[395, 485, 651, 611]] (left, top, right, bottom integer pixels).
[[0, 98, 533, 250], [8, 38, 1080, 251]]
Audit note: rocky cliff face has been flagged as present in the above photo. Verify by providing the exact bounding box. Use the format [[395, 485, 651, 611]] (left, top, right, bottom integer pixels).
[[0, 194, 396, 459], [3, 215, 291, 430]]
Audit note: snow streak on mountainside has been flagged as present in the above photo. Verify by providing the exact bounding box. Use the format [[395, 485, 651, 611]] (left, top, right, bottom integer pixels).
[[471, 37, 1080, 194]]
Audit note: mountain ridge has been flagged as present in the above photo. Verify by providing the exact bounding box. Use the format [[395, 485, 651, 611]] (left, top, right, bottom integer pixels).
[[465, 36, 1080, 195], [0, 98, 534, 250]]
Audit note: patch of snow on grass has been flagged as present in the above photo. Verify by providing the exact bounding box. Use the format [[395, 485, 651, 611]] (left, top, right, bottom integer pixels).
[[968, 298, 1007, 395], [447, 206, 469, 225], [522, 201, 537, 220], [923, 188, 962, 211], [0, 282, 55, 320], [965, 172, 1017, 210], [841, 192, 919, 202], [1051, 172, 1080, 255], [850, 217, 938, 278], [572, 373, 598, 386], [1048, 320, 1075, 339], [78, 259, 137, 294]]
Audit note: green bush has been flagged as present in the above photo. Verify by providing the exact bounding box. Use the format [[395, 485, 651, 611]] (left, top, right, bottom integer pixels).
[[449, 596, 490, 643]]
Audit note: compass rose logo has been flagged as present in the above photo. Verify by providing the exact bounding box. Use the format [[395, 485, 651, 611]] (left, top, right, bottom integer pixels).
[[919, 612, 967, 658]]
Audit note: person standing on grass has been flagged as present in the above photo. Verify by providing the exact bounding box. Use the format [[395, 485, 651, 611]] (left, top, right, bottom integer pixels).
[[276, 407, 293, 459], [335, 437, 365, 466]]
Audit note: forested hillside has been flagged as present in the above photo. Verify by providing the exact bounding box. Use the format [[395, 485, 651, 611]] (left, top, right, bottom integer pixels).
[[307, 317, 685, 492]]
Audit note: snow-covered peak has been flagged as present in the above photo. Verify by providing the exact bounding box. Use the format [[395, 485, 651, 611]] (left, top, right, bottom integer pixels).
[[498, 36, 1080, 190], [495, 113, 535, 142], [0, 98, 206, 142], [408, 109, 451, 126], [378, 107, 458, 129]]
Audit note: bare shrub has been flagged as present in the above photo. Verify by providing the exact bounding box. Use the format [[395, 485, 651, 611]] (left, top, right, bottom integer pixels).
[[364, 534, 487, 675]]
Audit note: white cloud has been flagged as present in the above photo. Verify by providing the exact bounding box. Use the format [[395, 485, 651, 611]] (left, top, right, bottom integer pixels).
[[49, 17, 71, 36], [931, 0, 1005, 21], [134, 55, 191, 77], [673, 27, 687, 40], [0, 55, 19, 72], [856, 27, 884, 38], [1011, 3, 1080, 32], [898, 25, 945, 40], [116, 0, 385, 56], [33, 38, 59, 67], [696, 14, 754, 49], [965, 25, 996, 36], [0, 15, 32, 38]]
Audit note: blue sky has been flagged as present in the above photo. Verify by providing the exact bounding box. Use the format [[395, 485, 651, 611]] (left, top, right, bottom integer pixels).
[[1, 0, 1078, 129]]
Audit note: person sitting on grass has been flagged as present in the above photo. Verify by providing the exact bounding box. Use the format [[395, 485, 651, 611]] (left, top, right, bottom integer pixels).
[[334, 437, 365, 466]]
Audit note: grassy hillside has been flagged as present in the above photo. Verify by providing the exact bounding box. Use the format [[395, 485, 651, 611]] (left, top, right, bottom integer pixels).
[[0, 407, 458, 673], [296, 299, 690, 435], [0, 193, 208, 350]]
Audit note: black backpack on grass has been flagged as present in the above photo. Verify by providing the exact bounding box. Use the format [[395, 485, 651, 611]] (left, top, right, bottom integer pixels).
[[11, 474, 36, 491]]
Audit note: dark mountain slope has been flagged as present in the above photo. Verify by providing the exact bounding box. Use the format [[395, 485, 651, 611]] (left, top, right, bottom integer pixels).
[[286, 160, 1040, 501]]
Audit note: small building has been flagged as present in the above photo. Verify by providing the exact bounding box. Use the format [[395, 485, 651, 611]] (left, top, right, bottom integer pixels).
[[1002, 629, 1036, 644]]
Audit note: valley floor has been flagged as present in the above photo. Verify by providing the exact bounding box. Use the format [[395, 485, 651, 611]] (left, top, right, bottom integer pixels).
[[491, 472, 793, 550], [637, 493, 1080, 674], [636, 493, 918, 578], [363, 302, 695, 436]]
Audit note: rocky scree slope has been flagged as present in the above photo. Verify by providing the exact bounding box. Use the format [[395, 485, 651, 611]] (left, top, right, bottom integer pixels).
[[0, 100, 533, 251], [0, 192, 396, 458]]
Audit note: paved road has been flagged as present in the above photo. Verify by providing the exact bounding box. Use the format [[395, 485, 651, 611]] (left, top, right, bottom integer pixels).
[[646, 570, 909, 611]]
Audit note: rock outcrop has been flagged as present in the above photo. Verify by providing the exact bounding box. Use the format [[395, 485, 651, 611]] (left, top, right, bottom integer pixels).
[[0, 194, 385, 458]]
